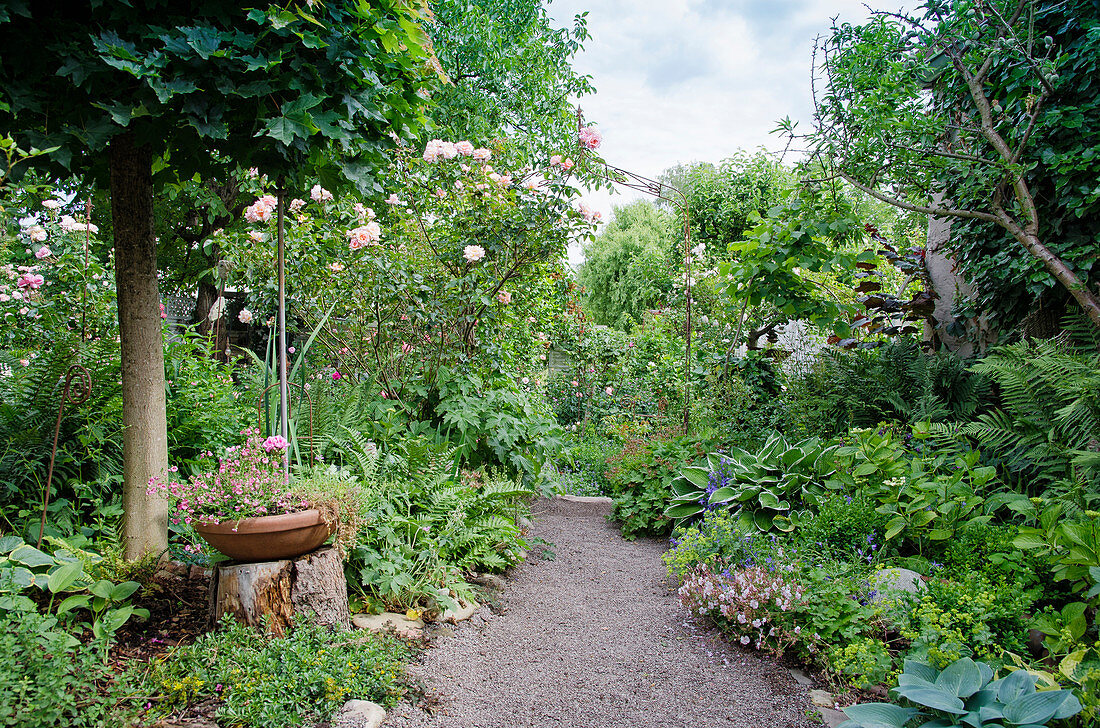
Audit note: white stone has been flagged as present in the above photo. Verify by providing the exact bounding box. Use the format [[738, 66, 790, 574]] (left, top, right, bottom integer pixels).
[[331, 699, 386, 728], [352, 612, 424, 639], [440, 598, 478, 624], [556, 494, 612, 504], [870, 568, 927, 600], [811, 689, 835, 708]]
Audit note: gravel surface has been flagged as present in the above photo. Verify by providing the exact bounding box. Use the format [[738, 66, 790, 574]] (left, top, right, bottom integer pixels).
[[382, 496, 815, 728]]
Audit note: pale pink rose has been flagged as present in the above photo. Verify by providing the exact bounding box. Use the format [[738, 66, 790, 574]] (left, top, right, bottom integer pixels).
[[561, 158, 575, 171], [605, 386, 614, 395], [455, 140, 474, 155], [571, 380, 578, 387], [549, 154, 562, 166], [578, 125, 602, 150], [329, 262, 345, 272], [26, 225, 47, 242], [487, 172, 501, 184], [347, 221, 382, 250], [249, 231, 265, 243], [289, 198, 306, 212], [41, 199, 62, 210], [385, 194, 402, 205], [472, 148, 491, 162], [247, 167, 260, 178], [259, 195, 277, 209], [17, 273, 43, 290], [244, 200, 272, 223], [354, 203, 375, 220], [18, 306, 29, 315], [463, 244, 486, 262], [497, 290, 512, 304], [34, 246, 52, 259], [439, 141, 458, 159], [238, 308, 254, 324], [310, 184, 333, 203], [20, 358, 29, 366], [498, 174, 512, 186]]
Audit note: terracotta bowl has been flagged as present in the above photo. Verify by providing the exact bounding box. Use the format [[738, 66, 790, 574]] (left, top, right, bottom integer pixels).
[[193, 509, 334, 562]]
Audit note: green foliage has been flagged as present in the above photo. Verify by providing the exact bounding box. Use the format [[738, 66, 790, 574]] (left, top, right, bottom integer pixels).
[[666, 434, 841, 533], [811, 0, 1100, 332], [147, 616, 410, 728], [0, 1, 434, 192], [896, 573, 1033, 671], [0, 609, 134, 728], [795, 492, 889, 561], [344, 439, 529, 611], [0, 535, 149, 660], [428, 0, 595, 176], [965, 327, 1100, 500], [782, 340, 989, 438], [578, 201, 676, 329], [839, 657, 1082, 728], [605, 432, 703, 539]]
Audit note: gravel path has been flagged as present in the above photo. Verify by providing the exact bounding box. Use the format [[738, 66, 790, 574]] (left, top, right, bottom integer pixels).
[[382, 496, 814, 728]]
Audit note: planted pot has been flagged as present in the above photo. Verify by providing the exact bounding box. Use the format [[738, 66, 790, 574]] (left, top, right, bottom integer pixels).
[[193, 509, 334, 562]]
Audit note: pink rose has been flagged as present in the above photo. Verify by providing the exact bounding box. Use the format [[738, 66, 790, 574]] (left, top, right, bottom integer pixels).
[[455, 141, 474, 156], [463, 244, 486, 262], [17, 273, 43, 290], [34, 246, 52, 259], [578, 125, 602, 150], [497, 290, 512, 304]]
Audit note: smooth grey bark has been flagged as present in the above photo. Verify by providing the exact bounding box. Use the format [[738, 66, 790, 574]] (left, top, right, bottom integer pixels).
[[110, 132, 169, 559]]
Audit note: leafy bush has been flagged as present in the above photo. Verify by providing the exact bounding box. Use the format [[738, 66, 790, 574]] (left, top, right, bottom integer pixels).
[[795, 491, 888, 561], [783, 340, 989, 438], [605, 431, 704, 539], [666, 433, 841, 533], [147, 616, 410, 728], [0, 610, 133, 728], [896, 573, 1033, 671]]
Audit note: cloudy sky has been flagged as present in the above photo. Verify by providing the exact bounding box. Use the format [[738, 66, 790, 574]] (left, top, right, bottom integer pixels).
[[545, 0, 891, 264]]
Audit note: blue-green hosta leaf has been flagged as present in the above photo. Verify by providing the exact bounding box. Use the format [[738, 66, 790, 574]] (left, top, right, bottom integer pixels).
[[937, 658, 983, 698], [902, 660, 940, 684], [1002, 690, 1080, 725], [0, 535, 21, 554], [842, 702, 920, 728], [897, 674, 939, 691], [991, 669, 1035, 704], [892, 687, 965, 714], [917, 719, 957, 728]]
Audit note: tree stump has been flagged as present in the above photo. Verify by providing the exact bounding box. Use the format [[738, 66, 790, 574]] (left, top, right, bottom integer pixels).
[[209, 546, 350, 634]]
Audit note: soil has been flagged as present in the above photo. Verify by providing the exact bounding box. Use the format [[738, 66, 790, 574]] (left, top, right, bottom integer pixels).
[[382, 496, 815, 728]]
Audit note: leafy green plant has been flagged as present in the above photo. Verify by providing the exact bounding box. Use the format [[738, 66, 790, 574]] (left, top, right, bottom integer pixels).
[[839, 657, 1082, 728], [665, 433, 841, 533], [606, 432, 703, 539], [147, 615, 410, 728], [0, 609, 135, 728], [965, 327, 1100, 501]]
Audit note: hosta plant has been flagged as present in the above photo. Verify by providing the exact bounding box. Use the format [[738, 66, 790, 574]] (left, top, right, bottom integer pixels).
[[664, 434, 841, 533], [839, 657, 1082, 728]]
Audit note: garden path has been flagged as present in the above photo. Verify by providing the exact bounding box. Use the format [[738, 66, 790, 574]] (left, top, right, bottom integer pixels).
[[381, 496, 814, 728]]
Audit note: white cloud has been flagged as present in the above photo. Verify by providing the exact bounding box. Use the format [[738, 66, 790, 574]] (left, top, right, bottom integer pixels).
[[548, 0, 887, 266]]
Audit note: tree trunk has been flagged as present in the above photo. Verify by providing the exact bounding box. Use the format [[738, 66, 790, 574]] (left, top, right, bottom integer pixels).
[[210, 547, 350, 634], [110, 132, 169, 560]]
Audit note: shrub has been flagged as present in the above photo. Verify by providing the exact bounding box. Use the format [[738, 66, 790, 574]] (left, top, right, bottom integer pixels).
[[795, 491, 889, 562], [605, 431, 704, 539], [147, 616, 410, 728], [0, 610, 133, 728]]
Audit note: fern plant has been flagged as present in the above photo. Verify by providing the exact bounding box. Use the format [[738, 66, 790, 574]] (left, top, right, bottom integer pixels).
[[964, 313, 1100, 504]]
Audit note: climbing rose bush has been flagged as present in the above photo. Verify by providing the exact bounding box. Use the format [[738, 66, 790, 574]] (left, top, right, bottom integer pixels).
[[148, 430, 305, 526]]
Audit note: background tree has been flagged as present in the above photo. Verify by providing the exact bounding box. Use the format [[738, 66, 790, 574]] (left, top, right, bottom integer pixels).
[[428, 0, 595, 167], [578, 200, 675, 329], [810, 0, 1100, 333], [0, 0, 434, 557]]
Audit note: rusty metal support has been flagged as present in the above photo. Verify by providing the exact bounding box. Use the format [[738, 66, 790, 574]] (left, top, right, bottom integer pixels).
[[38, 364, 92, 548]]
